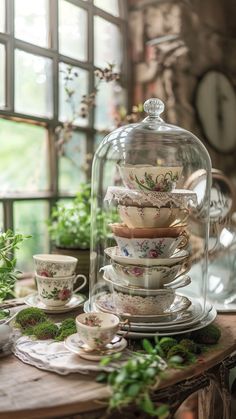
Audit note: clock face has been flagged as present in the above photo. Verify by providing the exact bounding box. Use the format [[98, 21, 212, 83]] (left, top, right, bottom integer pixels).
[[196, 71, 236, 153]]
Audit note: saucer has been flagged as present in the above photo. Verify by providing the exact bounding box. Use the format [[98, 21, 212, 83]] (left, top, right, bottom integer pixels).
[[65, 333, 127, 361], [94, 292, 191, 322], [24, 293, 86, 314]]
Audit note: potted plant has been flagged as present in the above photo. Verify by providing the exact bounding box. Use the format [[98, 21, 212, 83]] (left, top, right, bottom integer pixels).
[[0, 230, 30, 320], [47, 183, 117, 284]]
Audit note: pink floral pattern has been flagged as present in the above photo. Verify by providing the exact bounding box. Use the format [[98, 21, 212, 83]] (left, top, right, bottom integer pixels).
[[41, 286, 72, 301], [83, 314, 102, 327], [38, 269, 56, 278], [58, 288, 72, 301]]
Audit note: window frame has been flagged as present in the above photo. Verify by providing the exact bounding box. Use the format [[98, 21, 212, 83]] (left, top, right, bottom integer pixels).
[[0, 0, 129, 234]]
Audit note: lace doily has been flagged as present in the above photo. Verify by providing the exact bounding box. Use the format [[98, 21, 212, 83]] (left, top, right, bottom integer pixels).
[[104, 187, 197, 209], [13, 336, 130, 375]]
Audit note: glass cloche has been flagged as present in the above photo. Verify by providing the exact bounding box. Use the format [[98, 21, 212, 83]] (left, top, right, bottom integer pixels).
[[87, 98, 213, 336]]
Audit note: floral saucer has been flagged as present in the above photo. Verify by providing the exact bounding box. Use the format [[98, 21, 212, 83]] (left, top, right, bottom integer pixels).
[[64, 333, 127, 361], [24, 293, 86, 314]]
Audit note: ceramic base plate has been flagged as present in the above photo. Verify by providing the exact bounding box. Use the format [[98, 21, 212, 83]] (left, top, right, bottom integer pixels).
[[122, 304, 213, 332], [24, 293, 86, 314], [65, 333, 127, 361], [118, 306, 217, 338], [93, 292, 191, 322]]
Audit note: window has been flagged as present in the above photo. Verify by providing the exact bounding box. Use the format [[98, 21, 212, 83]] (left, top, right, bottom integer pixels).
[[0, 0, 127, 270]]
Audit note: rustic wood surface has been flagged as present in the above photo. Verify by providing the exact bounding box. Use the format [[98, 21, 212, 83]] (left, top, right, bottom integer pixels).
[[1, 309, 236, 419]]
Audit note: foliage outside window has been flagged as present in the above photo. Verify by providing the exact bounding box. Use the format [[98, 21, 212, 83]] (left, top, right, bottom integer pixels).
[[0, 0, 127, 271]]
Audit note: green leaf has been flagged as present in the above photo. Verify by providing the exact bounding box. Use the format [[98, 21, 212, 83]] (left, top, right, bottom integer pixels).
[[112, 352, 122, 360], [127, 383, 141, 397], [100, 356, 112, 366], [96, 372, 107, 383], [115, 369, 128, 384], [142, 339, 154, 354], [139, 393, 156, 415], [156, 404, 170, 418], [145, 367, 156, 378]]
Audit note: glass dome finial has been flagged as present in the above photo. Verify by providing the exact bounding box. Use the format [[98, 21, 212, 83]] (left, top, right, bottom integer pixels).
[[144, 98, 165, 117]]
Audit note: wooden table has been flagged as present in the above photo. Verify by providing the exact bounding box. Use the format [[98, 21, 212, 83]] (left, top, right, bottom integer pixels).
[[1, 310, 236, 419]]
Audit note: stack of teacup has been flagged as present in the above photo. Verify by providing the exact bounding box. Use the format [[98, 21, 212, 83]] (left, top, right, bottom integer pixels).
[[100, 164, 197, 319], [33, 254, 87, 308]]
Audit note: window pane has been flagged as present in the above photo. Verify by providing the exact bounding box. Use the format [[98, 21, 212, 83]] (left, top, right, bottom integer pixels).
[[94, 16, 122, 70], [59, 63, 89, 127], [95, 81, 125, 130], [59, 131, 86, 193], [15, 50, 53, 118], [59, 0, 87, 62], [94, 0, 119, 16], [0, 0, 5, 32], [0, 44, 5, 107], [14, 200, 49, 272], [14, 0, 49, 47], [0, 119, 49, 193]]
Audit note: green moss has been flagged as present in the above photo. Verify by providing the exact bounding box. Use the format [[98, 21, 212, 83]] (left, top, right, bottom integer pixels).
[[179, 339, 197, 353], [31, 321, 59, 340], [56, 317, 76, 341], [159, 337, 178, 355], [190, 324, 221, 345], [56, 327, 76, 341], [60, 318, 76, 330], [167, 344, 193, 363], [16, 308, 47, 329], [24, 326, 35, 336]]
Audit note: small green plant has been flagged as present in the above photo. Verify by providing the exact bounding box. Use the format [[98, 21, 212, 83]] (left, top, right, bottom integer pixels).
[[96, 326, 222, 417], [0, 229, 30, 302], [47, 183, 117, 249], [97, 339, 170, 418]]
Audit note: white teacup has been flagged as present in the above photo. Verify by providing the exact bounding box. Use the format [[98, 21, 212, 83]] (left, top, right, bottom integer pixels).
[[33, 254, 78, 278], [114, 235, 188, 259], [35, 273, 87, 307], [76, 312, 120, 350]]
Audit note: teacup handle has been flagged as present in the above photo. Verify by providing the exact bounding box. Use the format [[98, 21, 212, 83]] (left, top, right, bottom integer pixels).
[[170, 208, 189, 227], [178, 231, 189, 249], [174, 259, 191, 280], [119, 318, 130, 338], [164, 275, 191, 290], [73, 274, 87, 293]]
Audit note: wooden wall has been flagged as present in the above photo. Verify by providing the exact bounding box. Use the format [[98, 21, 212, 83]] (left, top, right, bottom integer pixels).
[[127, 0, 236, 176]]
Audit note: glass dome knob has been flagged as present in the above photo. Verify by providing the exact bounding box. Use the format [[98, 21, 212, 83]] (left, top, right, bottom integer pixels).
[[144, 98, 165, 117]]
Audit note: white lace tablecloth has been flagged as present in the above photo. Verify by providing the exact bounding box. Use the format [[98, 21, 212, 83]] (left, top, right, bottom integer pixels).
[[13, 336, 131, 375]]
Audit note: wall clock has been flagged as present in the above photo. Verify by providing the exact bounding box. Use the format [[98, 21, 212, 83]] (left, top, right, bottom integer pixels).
[[196, 71, 236, 153]]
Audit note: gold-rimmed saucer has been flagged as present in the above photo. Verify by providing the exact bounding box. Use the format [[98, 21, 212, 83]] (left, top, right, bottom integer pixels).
[[64, 333, 127, 361], [24, 293, 86, 314]]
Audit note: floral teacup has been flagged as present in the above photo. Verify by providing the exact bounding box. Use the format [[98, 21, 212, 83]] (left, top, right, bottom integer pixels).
[[118, 164, 182, 192], [33, 254, 78, 278], [109, 260, 190, 288], [114, 235, 188, 259], [35, 274, 87, 307], [76, 312, 120, 350]]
